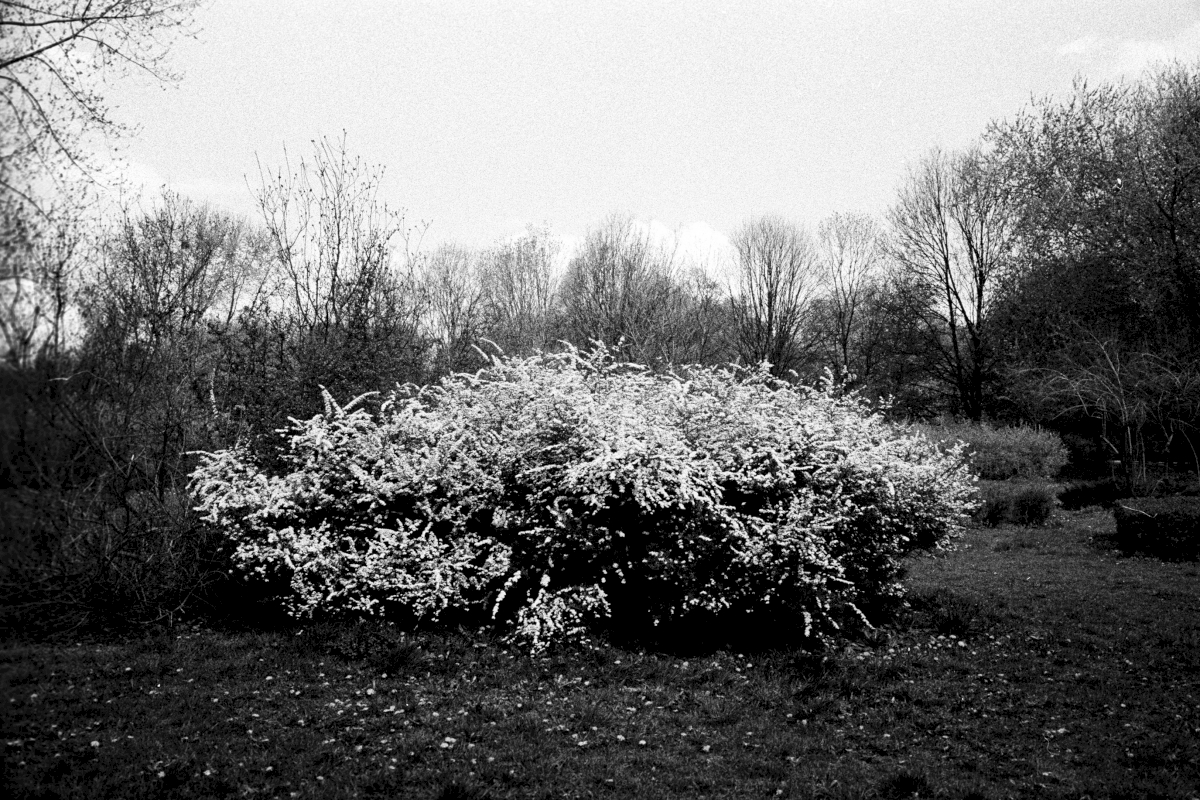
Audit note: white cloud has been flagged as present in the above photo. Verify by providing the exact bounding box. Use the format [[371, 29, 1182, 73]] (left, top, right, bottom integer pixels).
[[1058, 21, 1200, 77], [170, 176, 259, 219], [101, 157, 258, 220], [672, 221, 738, 281], [554, 233, 583, 273], [1057, 35, 1109, 58], [489, 222, 581, 277], [0, 277, 86, 360], [629, 219, 737, 281]]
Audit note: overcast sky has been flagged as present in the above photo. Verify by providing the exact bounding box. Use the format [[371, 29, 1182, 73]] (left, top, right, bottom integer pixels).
[[103, 0, 1200, 260]]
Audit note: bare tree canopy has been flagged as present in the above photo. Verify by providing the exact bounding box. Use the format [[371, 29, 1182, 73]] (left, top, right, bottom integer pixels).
[[558, 213, 681, 363], [255, 134, 421, 338], [93, 189, 271, 341], [887, 146, 1016, 419], [1023, 335, 1200, 490], [0, 0, 201, 203], [419, 242, 484, 371], [988, 65, 1200, 358], [730, 214, 818, 376], [814, 211, 884, 386], [478, 224, 560, 355], [0, 201, 80, 364]]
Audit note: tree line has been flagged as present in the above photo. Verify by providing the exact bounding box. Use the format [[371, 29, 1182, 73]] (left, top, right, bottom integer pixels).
[[4, 64, 1200, 494]]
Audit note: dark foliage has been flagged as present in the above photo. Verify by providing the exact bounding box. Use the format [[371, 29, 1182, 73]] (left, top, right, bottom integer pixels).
[[1009, 483, 1057, 526], [0, 487, 237, 637], [435, 781, 496, 800], [989, 65, 1200, 478], [876, 769, 934, 800], [1059, 478, 1129, 510], [1112, 497, 1200, 561], [0, 185, 433, 636], [973, 482, 1056, 527]]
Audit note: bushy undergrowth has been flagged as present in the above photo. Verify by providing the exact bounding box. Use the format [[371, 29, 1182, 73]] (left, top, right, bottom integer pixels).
[[1112, 497, 1200, 561], [190, 349, 977, 651], [0, 487, 232, 636], [1059, 477, 1127, 510], [973, 481, 1057, 527], [916, 421, 1068, 481]]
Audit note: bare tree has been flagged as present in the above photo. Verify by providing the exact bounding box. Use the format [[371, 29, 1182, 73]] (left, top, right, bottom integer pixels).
[[1, 2, 204, 369], [478, 224, 560, 354], [887, 146, 1016, 420], [0, 195, 83, 365], [558, 214, 682, 363], [730, 215, 818, 376], [0, 186, 275, 629], [250, 136, 429, 430], [93, 190, 269, 342], [419, 242, 484, 372], [813, 211, 884, 386], [1, 0, 202, 206], [255, 134, 423, 340], [1025, 335, 1200, 492], [657, 266, 735, 366], [12, 190, 271, 498]]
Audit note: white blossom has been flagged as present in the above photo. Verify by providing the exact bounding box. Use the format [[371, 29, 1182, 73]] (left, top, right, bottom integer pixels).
[[189, 347, 977, 651]]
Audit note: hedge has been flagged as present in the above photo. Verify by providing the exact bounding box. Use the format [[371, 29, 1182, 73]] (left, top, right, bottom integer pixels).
[[973, 481, 1056, 527], [1111, 497, 1200, 561]]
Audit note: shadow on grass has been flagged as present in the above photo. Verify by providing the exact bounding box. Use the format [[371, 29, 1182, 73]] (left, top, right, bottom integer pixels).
[[600, 609, 846, 660], [875, 768, 934, 799], [900, 587, 995, 639], [290, 618, 426, 675], [434, 781, 496, 800]]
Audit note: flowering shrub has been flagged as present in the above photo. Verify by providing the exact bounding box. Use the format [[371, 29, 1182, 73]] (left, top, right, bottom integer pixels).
[[190, 348, 977, 651]]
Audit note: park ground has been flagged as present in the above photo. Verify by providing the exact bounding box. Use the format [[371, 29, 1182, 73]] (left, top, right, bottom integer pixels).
[[3, 509, 1199, 799]]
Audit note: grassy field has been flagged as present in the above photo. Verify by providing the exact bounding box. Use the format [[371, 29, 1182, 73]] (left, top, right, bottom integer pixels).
[[3, 509, 1199, 799]]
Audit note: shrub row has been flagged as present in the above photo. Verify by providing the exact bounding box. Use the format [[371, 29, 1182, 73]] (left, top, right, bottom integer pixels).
[[973, 481, 1057, 527], [915, 421, 1068, 481], [1058, 475, 1200, 510], [191, 349, 978, 652], [0, 487, 233, 636], [1111, 497, 1200, 561]]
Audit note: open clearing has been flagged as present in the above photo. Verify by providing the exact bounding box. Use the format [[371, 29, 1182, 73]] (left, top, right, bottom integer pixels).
[[3, 510, 1199, 799]]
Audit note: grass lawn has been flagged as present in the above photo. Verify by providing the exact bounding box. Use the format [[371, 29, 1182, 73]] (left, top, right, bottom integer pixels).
[[3, 509, 1199, 799]]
